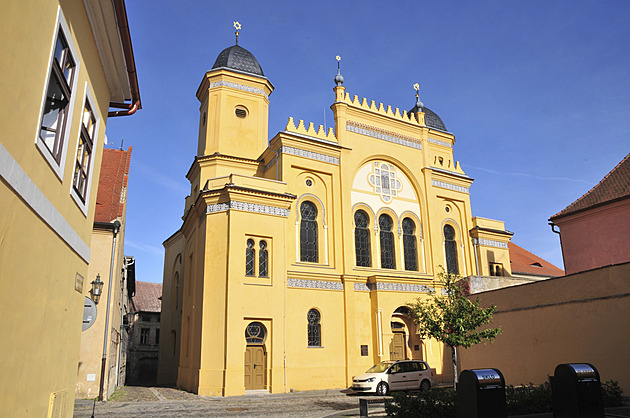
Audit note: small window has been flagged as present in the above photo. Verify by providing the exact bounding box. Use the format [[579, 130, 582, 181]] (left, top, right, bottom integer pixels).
[[72, 101, 95, 201], [245, 239, 255, 276], [259, 240, 268, 277], [235, 106, 248, 119], [489, 262, 503, 276], [140, 328, 149, 345], [300, 201, 318, 262], [245, 322, 266, 345], [307, 309, 321, 347], [155, 328, 160, 345]]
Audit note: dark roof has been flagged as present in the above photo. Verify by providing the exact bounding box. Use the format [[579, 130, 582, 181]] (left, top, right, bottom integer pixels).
[[131, 281, 162, 313], [94, 148, 132, 223], [508, 242, 564, 277], [408, 104, 447, 131], [211, 44, 264, 77], [551, 153, 630, 220]]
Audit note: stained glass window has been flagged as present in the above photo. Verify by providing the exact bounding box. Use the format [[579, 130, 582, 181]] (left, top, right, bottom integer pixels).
[[300, 201, 318, 262], [245, 239, 255, 276], [354, 210, 371, 267], [444, 224, 459, 275], [259, 240, 268, 277], [245, 322, 266, 344], [307, 309, 321, 347], [402, 218, 418, 271], [379, 214, 396, 269]]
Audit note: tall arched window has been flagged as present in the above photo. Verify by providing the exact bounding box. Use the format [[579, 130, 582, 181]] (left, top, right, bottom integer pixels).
[[444, 224, 459, 275], [354, 210, 371, 267], [173, 272, 179, 310], [402, 218, 418, 271], [259, 240, 268, 277], [300, 201, 318, 262], [245, 239, 255, 276], [307, 309, 321, 347], [379, 214, 396, 269]]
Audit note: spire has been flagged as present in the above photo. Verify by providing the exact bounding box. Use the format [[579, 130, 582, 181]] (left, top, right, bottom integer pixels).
[[334, 55, 344, 86], [233, 21, 241, 45], [413, 83, 423, 109]]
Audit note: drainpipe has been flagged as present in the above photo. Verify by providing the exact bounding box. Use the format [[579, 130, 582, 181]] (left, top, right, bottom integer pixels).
[[99, 220, 121, 401], [472, 238, 480, 276], [108, 0, 141, 117]]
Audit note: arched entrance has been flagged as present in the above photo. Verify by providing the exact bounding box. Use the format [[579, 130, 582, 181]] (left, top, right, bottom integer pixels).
[[390, 307, 422, 361], [244, 322, 267, 390]]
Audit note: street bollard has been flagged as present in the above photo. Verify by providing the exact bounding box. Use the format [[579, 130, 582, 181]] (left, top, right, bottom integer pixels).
[[457, 368, 507, 418]]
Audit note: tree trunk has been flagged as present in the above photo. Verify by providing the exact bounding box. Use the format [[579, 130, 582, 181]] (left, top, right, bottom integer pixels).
[[452, 345, 458, 389]]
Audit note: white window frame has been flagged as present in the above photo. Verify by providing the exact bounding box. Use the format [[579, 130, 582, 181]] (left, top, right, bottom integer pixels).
[[35, 7, 81, 180], [70, 84, 100, 215]]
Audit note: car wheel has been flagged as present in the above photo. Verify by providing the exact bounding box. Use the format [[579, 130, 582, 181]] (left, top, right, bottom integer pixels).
[[420, 379, 431, 391], [376, 382, 389, 396]]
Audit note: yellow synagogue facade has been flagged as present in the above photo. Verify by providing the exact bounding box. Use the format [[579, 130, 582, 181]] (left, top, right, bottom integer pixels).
[[157, 40, 513, 396]]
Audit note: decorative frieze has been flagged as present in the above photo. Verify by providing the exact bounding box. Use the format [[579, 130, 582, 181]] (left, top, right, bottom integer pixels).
[[354, 282, 433, 293], [431, 179, 469, 194], [205, 201, 290, 217], [281, 146, 339, 165], [354, 282, 371, 292], [347, 121, 421, 150], [477, 238, 508, 249], [287, 278, 343, 290], [428, 137, 451, 147], [208, 81, 268, 98]]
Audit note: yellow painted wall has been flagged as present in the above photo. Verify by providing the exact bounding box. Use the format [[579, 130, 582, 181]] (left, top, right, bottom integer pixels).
[[0, 2, 117, 416]]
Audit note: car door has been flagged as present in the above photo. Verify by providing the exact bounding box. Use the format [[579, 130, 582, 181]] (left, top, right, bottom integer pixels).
[[387, 362, 405, 391]]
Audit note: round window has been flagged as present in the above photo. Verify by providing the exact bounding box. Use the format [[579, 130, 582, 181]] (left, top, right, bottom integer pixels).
[[235, 106, 248, 119]]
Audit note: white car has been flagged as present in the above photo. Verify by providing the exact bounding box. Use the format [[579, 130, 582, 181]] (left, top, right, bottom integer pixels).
[[352, 360, 434, 395]]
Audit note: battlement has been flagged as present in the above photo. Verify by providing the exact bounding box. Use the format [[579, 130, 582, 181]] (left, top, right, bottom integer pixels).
[[340, 91, 421, 125], [285, 117, 337, 142]]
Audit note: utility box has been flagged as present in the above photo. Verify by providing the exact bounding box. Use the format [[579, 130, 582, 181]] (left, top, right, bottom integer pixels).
[[457, 368, 507, 418], [552, 363, 604, 418]]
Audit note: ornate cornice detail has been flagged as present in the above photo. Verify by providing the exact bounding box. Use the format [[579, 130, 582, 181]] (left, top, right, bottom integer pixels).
[[346, 121, 421, 150], [477, 238, 508, 249], [205, 201, 289, 217], [287, 278, 343, 290], [281, 146, 339, 165], [354, 282, 433, 293], [208, 81, 268, 99], [431, 179, 469, 194], [428, 137, 451, 147]]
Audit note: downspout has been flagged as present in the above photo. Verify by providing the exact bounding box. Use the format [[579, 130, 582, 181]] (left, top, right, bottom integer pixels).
[[99, 220, 121, 401], [472, 238, 480, 276], [108, 0, 141, 118]]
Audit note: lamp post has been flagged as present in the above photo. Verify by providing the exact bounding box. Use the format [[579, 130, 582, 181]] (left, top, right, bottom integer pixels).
[[91, 275, 104, 304]]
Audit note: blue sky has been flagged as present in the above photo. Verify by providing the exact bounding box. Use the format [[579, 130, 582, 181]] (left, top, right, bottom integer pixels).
[[105, 1, 630, 283]]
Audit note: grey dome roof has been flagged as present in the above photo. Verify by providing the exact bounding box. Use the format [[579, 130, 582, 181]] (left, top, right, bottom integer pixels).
[[409, 104, 447, 132], [211, 45, 264, 77]]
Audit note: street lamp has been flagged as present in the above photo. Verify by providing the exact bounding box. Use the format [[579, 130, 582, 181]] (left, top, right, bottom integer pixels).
[[90, 274, 104, 304]]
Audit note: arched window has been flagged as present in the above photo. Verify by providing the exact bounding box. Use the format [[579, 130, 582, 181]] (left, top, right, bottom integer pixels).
[[245, 322, 266, 345], [444, 224, 459, 275], [402, 218, 418, 271], [307, 309, 321, 347], [379, 214, 396, 269], [245, 239, 255, 276], [259, 240, 268, 277], [354, 210, 371, 267], [173, 272, 179, 310], [300, 201, 318, 262]]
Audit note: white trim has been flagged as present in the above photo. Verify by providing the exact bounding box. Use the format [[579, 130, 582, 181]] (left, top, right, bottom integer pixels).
[[70, 83, 100, 215], [432, 179, 469, 194], [477, 238, 508, 249], [0, 143, 91, 263], [35, 7, 81, 181]]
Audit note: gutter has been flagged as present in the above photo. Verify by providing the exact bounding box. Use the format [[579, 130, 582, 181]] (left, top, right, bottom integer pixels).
[[108, 0, 141, 117]]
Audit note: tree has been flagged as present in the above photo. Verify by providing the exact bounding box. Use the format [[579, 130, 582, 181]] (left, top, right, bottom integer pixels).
[[407, 270, 502, 388]]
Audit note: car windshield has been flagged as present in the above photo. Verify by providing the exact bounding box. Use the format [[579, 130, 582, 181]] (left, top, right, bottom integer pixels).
[[366, 362, 394, 374]]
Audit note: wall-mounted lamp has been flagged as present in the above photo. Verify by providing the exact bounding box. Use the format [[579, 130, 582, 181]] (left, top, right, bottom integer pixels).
[[91, 274, 104, 304]]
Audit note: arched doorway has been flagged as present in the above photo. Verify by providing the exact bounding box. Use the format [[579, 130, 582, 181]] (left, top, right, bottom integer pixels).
[[244, 322, 267, 390], [390, 307, 422, 361]]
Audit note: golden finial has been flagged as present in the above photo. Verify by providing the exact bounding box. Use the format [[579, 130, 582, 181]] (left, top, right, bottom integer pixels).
[[413, 83, 420, 92], [336, 55, 341, 62], [233, 21, 241, 44]]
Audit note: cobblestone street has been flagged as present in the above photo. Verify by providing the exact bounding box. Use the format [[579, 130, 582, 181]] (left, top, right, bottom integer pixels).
[[74, 387, 382, 417]]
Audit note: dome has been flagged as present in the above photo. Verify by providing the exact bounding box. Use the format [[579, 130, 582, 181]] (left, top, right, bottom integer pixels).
[[408, 104, 447, 132], [211, 45, 264, 77]]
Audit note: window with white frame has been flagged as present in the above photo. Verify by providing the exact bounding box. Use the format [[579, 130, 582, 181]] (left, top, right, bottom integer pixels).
[[72, 100, 95, 201]]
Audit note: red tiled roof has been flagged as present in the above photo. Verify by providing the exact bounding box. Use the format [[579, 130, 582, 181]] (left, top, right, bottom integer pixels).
[[94, 148, 132, 223], [551, 153, 630, 220], [508, 242, 564, 277], [132, 281, 162, 313]]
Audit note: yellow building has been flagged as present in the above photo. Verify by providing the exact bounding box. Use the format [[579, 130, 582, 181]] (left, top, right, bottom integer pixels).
[[0, 1, 140, 416], [76, 148, 133, 400], [158, 38, 514, 396]]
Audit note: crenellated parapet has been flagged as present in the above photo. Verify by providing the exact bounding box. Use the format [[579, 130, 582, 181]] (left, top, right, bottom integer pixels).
[[338, 91, 422, 125], [285, 117, 337, 142]]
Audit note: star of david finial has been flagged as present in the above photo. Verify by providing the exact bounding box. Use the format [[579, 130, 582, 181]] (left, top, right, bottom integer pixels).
[[334, 55, 344, 86], [336, 55, 341, 62], [413, 83, 420, 92], [233, 21, 241, 44]]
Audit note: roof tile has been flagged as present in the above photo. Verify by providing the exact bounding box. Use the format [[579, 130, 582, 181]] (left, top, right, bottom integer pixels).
[[94, 148, 132, 223], [132, 281, 162, 313], [508, 242, 564, 277]]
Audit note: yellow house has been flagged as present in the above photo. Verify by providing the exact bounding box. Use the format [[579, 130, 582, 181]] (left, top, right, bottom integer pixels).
[[158, 37, 514, 396], [76, 148, 133, 400], [0, 1, 140, 416]]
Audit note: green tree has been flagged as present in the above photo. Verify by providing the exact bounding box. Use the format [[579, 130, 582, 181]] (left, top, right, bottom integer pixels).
[[407, 270, 502, 388]]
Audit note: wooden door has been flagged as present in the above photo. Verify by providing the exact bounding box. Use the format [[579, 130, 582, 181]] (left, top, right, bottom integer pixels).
[[244, 345, 266, 390], [390, 332, 406, 361]]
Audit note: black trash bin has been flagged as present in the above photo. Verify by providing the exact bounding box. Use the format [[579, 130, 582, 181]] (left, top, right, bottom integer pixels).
[[457, 368, 507, 418], [552, 363, 604, 418]]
